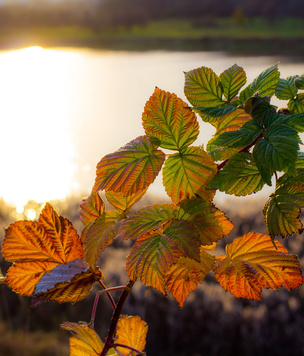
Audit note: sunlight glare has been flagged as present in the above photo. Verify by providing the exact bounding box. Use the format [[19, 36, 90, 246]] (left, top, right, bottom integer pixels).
[[0, 46, 77, 208]]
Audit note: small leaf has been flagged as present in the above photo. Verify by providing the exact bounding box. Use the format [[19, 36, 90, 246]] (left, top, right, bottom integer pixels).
[[93, 136, 165, 196], [82, 210, 120, 268], [115, 315, 148, 356], [105, 190, 147, 212], [184, 66, 224, 107], [263, 173, 304, 238], [295, 75, 304, 89], [162, 146, 217, 204], [239, 64, 280, 103], [166, 247, 215, 307], [80, 193, 106, 226], [214, 233, 303, 300], [275, 76, 298, 100], [142, 88, 199, 151], [32, 259, 103, 306], [1, 204, 83, 296], [61, 322, 105, 356], [209, 152, 264, 196], [193, 105, 237, 124], [117, 204, 176, 240], [220, 64, 247, 101], [288, 93, 304, 114]]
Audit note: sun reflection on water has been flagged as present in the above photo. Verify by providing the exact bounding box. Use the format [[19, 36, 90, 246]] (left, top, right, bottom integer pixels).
[[0, 46, 76, 213]]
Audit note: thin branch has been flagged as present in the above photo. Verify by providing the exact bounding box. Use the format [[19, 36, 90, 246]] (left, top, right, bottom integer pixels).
[[113, 342, 146, 355], [100, 280, 135, 356], [98, 280, 116, 310]]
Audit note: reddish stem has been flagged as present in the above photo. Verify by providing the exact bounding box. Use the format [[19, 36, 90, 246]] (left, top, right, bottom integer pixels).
[[98, 280, 116, 310], [113, 342, 145, 355]]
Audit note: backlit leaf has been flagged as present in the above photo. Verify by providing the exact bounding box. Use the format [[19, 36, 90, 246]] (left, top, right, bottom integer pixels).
[[105, 190, 146, 212], [93, 136, 165, 196], [209, 152, 264, 196], [166, 247, 215, 307], [193, 105, 237, 124], [82, 210, 120, 268], [80, 193, 105, 226], [275, 76, 298, 100], [162, 146, 217, 204], [177, 198, 233, 245], [117, 204, 176, 240], [1, 203, 83, 296], [214, 233, 303, 300], [115, 315, 148, 356], [142, 88, 199, 151], [263, 172, 304, 238], [184, 66, 224, 107], [61, 322, 105, 356], [288, 93, 304, 114], [239, 64, 280, 102], [220, 64, 247, 102], [32, 259, 103, 306], [126, 220, 200, 294]]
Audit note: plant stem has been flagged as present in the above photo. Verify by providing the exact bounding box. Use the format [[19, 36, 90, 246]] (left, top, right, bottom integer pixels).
[[98, 280, 116, 310], [113, 342, 146, 355], [100, 280, 135, 356]]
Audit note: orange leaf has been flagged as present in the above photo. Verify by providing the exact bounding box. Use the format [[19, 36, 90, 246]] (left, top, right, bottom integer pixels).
[[105, 190, 147, 212], [1, 203, 83, 296], [80, 193, 106, 225], [214, 233, 303, 300], [115, 315, 148, 356], [32, 259, 103, 306], [166, 247, 215, 307], [93, 136, 165, 196]]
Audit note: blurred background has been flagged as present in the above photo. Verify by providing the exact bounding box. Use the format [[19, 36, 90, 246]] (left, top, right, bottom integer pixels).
[[0, 0, 304, 355]]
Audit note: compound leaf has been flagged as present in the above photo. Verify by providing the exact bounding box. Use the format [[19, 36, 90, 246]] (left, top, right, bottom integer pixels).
[[82, 210, 120, 268], [263, 173, 304, 238], [93, 136, 165, 196], [214, 233, 303, 300], [184, 66, 224, 107], [239, 64, 280, 102], [288, 93, 304, 114], [105, 190, 147, 213], [295, 75, 304, 89], [2, 204, 83, 296], [163, 146, 217, 204], [275, 76, 298, 100], [209, 152, 264, 196], [117, 204, 176, 240], [80, 193, 106, 226], [220, 64, 247, 102], [115, 315, 148, 356], [61, 322, 106, 356], [177, 198, 233, 245], [193, 105, 237, 124], [32, 259, 103, 306], [142, 87, 199, 151], [166, 247, 215, 307]]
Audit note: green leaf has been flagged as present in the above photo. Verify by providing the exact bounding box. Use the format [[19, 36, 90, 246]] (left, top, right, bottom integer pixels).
[[288, 93, 304, 114], [162, 147, 217, 204], [209, 152, 264, 196], [117, 204, 176, 240], [211, 119, 262, 148], [287, 112, 304, 133], [244, 96, 277, 123], [295, 75, 304, 89], [253, 124, 300, 175], [126, 220, 200, 294], [105, 190, 146, 212], [80, 193, 105, 226], [142, 87, 199, 151], [93, 136, 165, 196], [193, 105, 237, 124], [296, 153, 304, 169], [275, 76, 298, 100], [220, 64, 247, 101], [177, 198, 234, 245], [184, 66, 224, 107], [239, 64, 280, 103], [263, 174, 304, 238], [82, 210, 120, 268]]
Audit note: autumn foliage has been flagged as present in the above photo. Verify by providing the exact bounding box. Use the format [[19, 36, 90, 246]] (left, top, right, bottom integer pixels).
[[1, 63, 304, 355]]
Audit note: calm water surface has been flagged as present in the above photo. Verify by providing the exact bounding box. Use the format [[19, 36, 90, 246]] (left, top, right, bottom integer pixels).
[[0, 47, 303, 210]]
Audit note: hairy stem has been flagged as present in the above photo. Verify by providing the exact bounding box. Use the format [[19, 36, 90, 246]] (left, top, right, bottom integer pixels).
[[100, 280, 135, 356]]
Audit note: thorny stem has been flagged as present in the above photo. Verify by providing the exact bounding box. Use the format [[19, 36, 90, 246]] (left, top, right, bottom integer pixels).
[[100, 280, 135, 356], [99, 280, 116, 310], [90, 285, 127, 328], [217, 132, 264, 171], [113, 343, 146, 355]]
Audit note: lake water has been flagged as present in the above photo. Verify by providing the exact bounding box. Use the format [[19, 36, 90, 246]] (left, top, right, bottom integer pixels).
[[0, 46, 303, 210]]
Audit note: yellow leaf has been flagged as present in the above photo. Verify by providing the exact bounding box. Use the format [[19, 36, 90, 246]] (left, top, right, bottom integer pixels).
[[115, 315, 148, 356], [214, 233, 303, 300], [166, 248, 215, 307], [1, 203, 83, 296]]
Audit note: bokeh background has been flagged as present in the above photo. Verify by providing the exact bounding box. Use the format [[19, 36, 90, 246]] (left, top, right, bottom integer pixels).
[[1, 1, 304, 355]]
